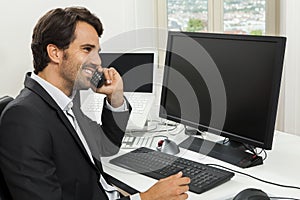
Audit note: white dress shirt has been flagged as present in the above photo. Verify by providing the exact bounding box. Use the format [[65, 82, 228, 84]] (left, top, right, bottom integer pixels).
[[31, 73, 141, 200]]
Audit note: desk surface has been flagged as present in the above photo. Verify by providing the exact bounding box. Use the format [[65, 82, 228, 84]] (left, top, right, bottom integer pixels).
[[102, 129, 300, 199]]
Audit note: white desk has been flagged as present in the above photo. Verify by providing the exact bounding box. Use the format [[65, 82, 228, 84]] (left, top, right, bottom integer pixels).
[[102, 129, 300, 199]]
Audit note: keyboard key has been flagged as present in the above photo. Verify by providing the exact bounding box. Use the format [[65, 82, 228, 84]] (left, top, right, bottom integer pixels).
[[121, 135, 154, 149]]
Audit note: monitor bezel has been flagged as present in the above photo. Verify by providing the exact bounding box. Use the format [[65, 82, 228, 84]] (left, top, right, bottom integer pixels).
[[100, 50, 158, 94], [159, 31, 286, 150]]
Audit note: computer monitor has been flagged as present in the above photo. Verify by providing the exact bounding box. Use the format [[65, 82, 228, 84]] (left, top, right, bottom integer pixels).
[[159, 31, 286, 167], [99, 51, 157, 129], [100, 52, 156, 93]]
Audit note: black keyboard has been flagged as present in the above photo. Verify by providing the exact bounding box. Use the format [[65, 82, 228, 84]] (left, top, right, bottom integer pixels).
[[109, 147, 234, 194]]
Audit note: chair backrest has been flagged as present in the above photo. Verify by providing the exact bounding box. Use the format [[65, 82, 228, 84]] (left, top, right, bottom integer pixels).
[[0, 96, 13, 115], [0, 96, 14, 200]]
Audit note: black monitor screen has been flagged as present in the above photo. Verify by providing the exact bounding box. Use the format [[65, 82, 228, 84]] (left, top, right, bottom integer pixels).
[[160, 31, 286, 149], [100, 53, 154, 93]]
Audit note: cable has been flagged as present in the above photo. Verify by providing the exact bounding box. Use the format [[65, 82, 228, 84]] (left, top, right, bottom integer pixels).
[[221, 138, 268, 161], [184, 125, 206, 135], [261, 149, 268, 161], [125, 120, 179, 134], [207, 164, 300, 190], [207, 164, 300, 200]]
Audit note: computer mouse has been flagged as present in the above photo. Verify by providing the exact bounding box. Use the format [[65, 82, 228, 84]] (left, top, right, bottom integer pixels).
[[233, 188, 270, 200], [157, 139, 180, 155]]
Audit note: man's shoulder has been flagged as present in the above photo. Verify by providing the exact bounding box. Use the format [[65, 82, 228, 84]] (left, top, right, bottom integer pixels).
[[14, 88, 42, 107], [4, 88, 49, 118]]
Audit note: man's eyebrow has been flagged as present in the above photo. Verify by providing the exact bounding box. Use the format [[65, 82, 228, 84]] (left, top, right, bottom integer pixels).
[[80, 44, 101, 53], [80, 44, 96, 48]]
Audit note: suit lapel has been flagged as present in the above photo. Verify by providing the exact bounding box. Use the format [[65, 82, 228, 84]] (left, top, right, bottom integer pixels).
[[24, 73, 95, 167]]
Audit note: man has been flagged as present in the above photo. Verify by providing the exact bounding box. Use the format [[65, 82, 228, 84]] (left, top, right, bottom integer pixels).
[[0, 6, 190, 200]]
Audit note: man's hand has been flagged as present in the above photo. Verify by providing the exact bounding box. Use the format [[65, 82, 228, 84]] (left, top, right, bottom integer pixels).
[[95, 67, 124, 108], [140, 172, 190, 200]]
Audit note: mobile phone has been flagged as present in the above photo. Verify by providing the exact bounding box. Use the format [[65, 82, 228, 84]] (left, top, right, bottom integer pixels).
[[90, 70, 106, 88]]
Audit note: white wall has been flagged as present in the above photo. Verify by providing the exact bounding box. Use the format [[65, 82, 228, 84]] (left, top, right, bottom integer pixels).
[[279, 0, 300, 135], [0, 0, 158, 97]]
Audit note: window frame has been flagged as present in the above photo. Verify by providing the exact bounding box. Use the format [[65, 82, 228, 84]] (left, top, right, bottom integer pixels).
[[159, 0, 280, 35]]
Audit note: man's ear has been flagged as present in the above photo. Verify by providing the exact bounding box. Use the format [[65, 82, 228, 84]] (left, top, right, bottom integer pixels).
[[47, 44, 63, 64]]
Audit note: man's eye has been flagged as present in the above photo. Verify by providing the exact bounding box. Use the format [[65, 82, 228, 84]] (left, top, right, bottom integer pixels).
[[83, 47, 92, 52]]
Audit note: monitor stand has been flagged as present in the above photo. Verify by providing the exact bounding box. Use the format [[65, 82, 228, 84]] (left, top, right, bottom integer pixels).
[[178, 136, 263, 168]]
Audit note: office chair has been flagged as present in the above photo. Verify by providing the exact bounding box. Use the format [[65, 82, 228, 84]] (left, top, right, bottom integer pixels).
[[0, 96, 13, 115], [0, 96, 14, 200]]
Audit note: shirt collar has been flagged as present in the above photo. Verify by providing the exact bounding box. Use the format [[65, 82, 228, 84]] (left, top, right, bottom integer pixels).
[[31, 72, 75, 111]]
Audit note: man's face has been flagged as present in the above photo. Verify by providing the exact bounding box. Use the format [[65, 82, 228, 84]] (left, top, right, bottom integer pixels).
[[60, 21, 101, 91]]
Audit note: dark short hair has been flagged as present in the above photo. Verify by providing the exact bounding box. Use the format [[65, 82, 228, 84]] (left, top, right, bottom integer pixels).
[[31, 7, 103, 73]]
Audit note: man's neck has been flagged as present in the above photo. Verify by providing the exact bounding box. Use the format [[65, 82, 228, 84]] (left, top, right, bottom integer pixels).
[[37, 69, 73, 97]]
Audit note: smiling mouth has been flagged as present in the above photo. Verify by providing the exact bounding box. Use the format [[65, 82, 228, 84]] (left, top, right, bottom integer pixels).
[[81, 66, 96, 80], [83, 67, 94, 75], [81, 63, 98, 76]]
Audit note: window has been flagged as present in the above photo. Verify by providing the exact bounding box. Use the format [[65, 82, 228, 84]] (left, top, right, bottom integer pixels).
[[224, 0, 266, 34], [167, 0, 279, 35], [168, 0, 208, 32]]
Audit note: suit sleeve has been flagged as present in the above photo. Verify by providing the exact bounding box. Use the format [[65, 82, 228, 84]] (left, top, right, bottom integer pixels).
[[74, 95, 131, 157], [100, 97, 131, 154], [0, 105, 62, 200]]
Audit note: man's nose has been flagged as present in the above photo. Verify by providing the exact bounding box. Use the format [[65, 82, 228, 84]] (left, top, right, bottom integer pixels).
[[89, 52, 102, 67]]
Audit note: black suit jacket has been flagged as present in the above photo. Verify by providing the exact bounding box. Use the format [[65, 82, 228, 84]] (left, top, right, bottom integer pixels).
[[0, 73, 131, 200]]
